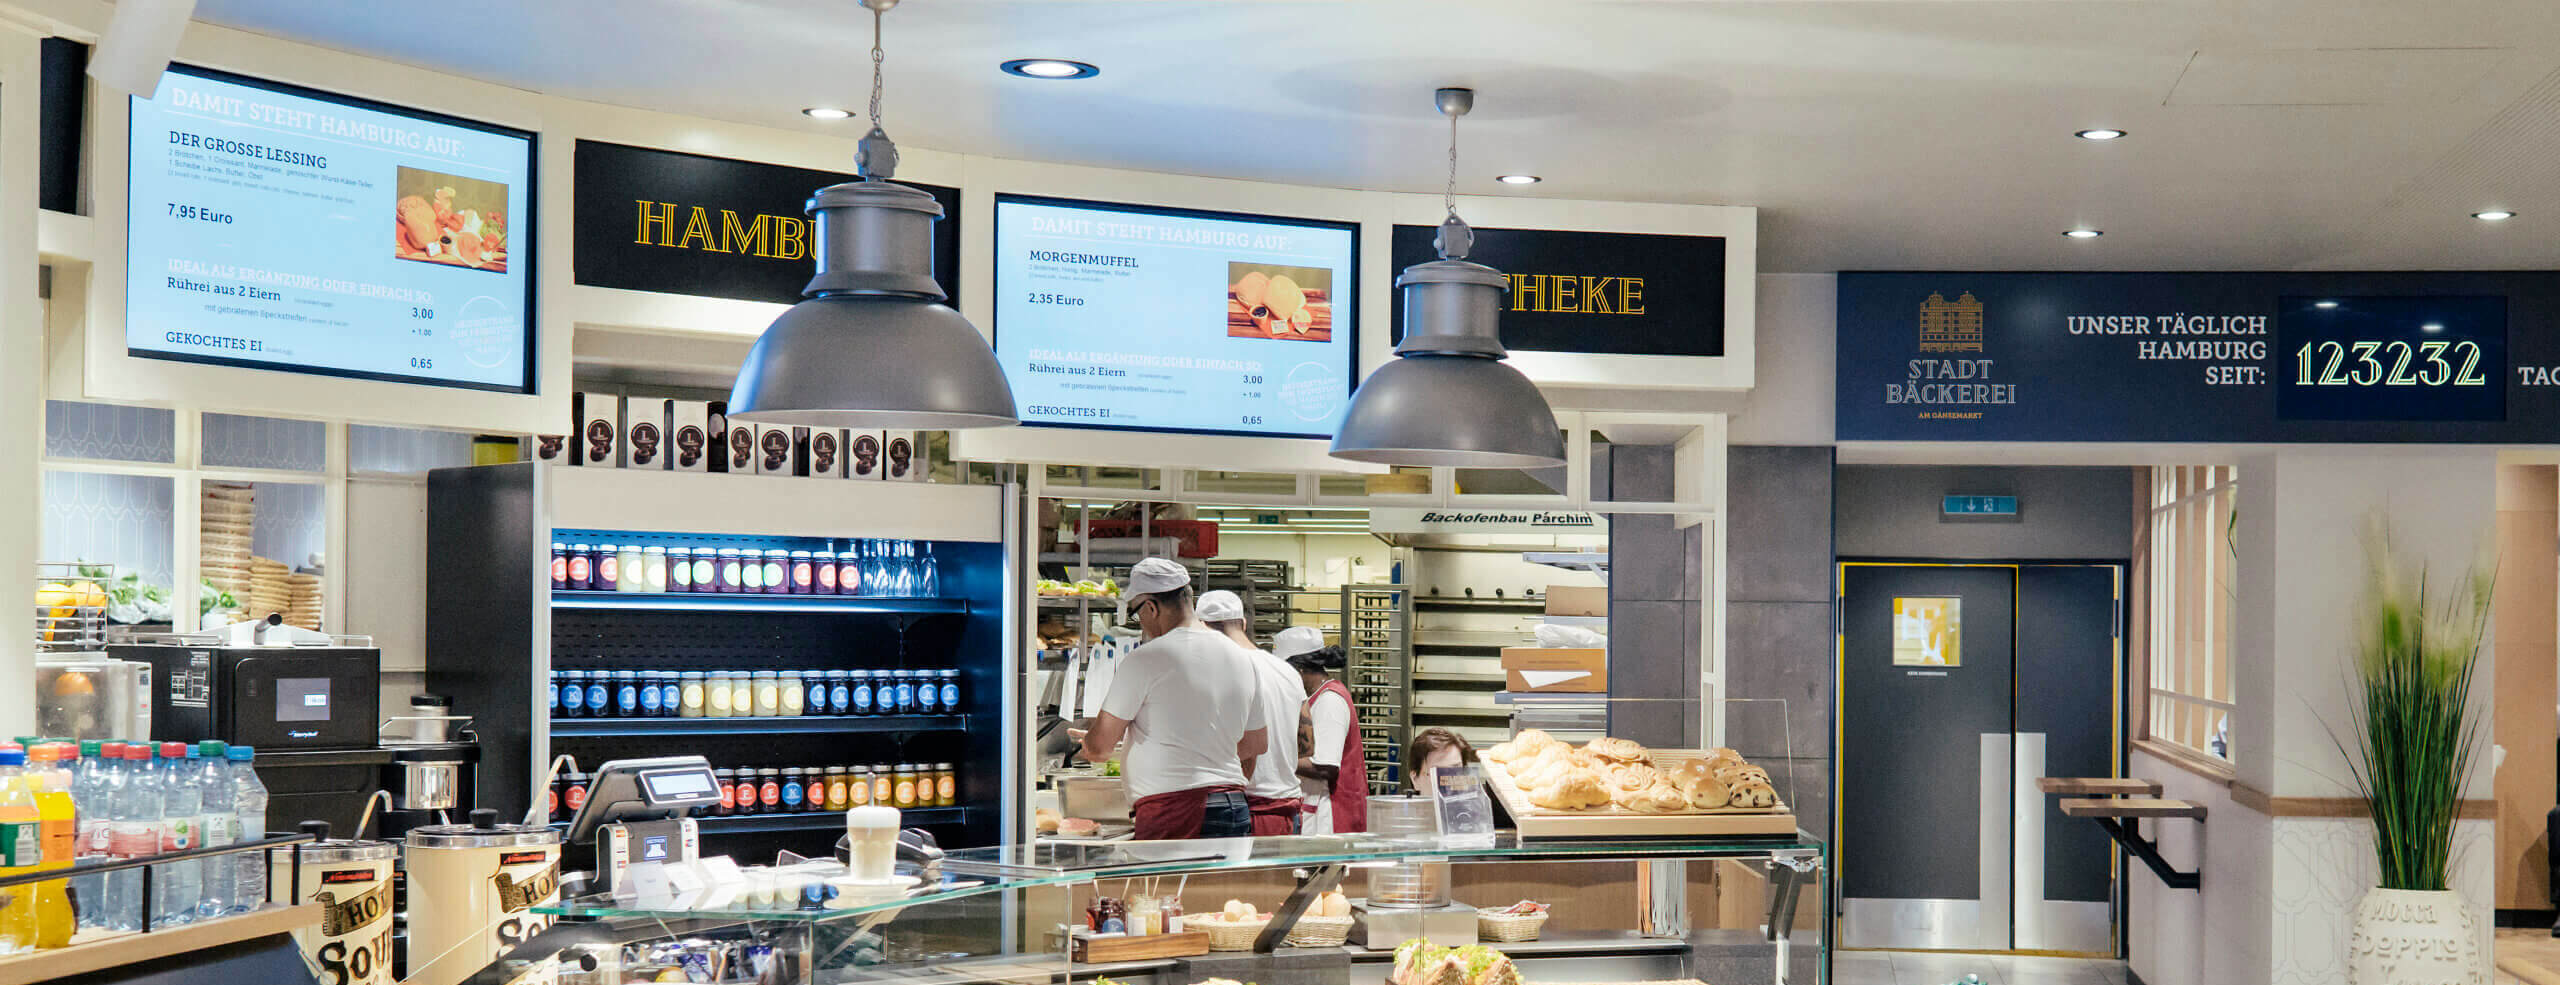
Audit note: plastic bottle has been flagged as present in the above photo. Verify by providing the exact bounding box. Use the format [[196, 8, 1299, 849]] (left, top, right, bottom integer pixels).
[[228, 747, 268, 912], [104, 743, 160, 932], [0, 747, 38, 952], [28, 744, 75, 948], [69, 741, 112, 930], [195, 741, 236, 919], [151, 742, 200, 928]]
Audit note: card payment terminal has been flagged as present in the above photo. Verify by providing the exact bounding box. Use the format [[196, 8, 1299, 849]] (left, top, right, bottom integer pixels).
[[563, 755, 723, 894]]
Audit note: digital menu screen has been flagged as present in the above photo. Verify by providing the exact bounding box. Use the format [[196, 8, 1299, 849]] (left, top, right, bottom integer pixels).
[[993, 194, 1357, 439], [126, 66, 536, 392]]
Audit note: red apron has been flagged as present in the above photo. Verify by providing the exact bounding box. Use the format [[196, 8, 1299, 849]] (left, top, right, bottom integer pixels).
[[1130, 785, 1244, 840], [1245, 795, 1302, 836], [1311, 679, 1367, 833]]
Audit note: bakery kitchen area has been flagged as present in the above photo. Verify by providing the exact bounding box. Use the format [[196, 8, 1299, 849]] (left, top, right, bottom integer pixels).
[[1, 2, 2556, 985]]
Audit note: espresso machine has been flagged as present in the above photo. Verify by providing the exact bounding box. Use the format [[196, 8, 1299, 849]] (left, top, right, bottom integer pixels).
[[376, 694, 483, 840]]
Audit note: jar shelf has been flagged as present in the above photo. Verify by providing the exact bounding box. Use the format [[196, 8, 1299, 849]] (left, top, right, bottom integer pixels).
[[550, 807, 970, 835], [548, 715, 970, 738], [549, 591, 969, 616]]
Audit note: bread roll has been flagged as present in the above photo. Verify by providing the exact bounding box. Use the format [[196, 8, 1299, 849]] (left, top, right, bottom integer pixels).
[[1233, 270, 1270, 310], [1729, 779, 1779, 809], [1702, 747, 1746, 769], [1529, 769, 1612, 810], [1265, 275, 1308, 322], [1627, 781, 1691, 814], [1513, 728, 1562, 751], [1669, 761, 1731, 809], [1606, 762, 1663, 794], [1583, 736, 1649, 764]]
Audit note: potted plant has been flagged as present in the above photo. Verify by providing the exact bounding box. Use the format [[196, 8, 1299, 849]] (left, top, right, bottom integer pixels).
[[2336, 526, 2493, 985]]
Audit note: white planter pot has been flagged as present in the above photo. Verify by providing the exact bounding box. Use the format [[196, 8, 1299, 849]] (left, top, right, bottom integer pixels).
[[2347, 887, 2487, 985]]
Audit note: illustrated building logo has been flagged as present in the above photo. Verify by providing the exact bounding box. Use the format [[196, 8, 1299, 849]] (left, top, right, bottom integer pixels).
[[1918, 291, 1985, 352]]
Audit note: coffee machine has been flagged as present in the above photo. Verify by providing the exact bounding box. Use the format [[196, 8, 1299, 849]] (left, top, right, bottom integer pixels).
[[376, 694, 483, 840]]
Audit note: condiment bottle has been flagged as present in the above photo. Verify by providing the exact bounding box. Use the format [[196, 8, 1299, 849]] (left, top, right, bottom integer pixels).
[[643, 546, 668, 593], [636, 670, 663, 717], [728, 673, 757, 720], [712, 769, 738, 815], [679, 672, 706, 718], [893, 671, 917, 714], [933, 762, 957, 806], [689, 548, 715, 594], [757, 770, 783, 813], [717, 549, 742, 593], [706, 671, 734, 718], [583, 672, 609, 719], [917, 671, 941, 714], [815, 551, 839, 594], [846, 767, 873, 807], [595, 544, 620, 591], [549, 542, 567, 590], [752, 672, 782, 717], [789, 551, 813, 595], [804, 672, 829, 719], [779, 769, 806, 812], [567, 544, 593, 590], [824, 768, 850, 811], [763, 550, 790, 596], [777, 671, 804, 716], [891, 764, 919, 809], [938, 670, 960, 714], [614, 670, 642, 718], [668, 548, 694, 592], [616, 544, 645, 593], [557, 670, 585, 718], [869, 766, 892, 806], [849, 671, 874, 716], [739, 548, 764, 593]]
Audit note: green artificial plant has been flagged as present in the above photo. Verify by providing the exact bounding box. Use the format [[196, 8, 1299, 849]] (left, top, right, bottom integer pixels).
[[2330, 523, 2494, 892]]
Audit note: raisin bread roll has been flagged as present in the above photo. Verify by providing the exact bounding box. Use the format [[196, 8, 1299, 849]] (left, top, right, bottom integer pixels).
[[1728, 778, 1779, 809]]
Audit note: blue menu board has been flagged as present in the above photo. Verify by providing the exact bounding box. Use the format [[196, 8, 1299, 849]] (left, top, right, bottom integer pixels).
[[993, 194, 1358, 439], [126, 66, 536, 392]]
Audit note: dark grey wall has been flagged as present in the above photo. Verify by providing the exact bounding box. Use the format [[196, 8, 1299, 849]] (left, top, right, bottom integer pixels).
[[1608, 445, 1702, 749], [1724, 445, 1835, 838], [1834, 465, 2135, 560]]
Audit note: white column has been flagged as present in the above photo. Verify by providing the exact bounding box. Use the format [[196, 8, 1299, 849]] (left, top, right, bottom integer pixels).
[[0, 25, 45, 737]]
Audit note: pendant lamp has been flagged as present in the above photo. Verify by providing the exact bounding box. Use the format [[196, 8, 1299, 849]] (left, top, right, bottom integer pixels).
[[726, 0, 1018, 430], [1330, 88, 1564, 469]]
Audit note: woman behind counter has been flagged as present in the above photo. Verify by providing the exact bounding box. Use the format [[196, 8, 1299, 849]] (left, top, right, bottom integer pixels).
[[1284, 634, 1367, 834]]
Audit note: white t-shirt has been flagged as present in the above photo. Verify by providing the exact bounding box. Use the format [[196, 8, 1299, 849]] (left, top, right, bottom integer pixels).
[[1242, 648, 1308, 802], [1300, 686, 1355, 812], [1099, 625, 1271, 801]]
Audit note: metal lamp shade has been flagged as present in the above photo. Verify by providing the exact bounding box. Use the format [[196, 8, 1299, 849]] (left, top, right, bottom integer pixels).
[[1330, 356, 1565, 468], [1331, 245, 1565, 468], [726, 296, 1019, 429], [727, 178, 1019, 429]]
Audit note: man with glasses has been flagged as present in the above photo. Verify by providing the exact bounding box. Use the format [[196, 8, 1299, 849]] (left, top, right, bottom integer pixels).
[[1078, 558, 1271, 839]]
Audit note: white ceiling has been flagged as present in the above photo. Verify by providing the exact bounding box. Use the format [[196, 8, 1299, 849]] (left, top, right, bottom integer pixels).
[[187, 0, 2560, 273]]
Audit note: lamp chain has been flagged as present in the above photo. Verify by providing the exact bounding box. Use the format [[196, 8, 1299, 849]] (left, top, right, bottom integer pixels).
[[1445, 113, 1458, 219], [869, 4, 886, 131]]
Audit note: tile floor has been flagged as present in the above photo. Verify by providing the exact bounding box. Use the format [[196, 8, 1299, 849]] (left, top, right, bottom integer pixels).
[[1828, 950, 2131, 985]]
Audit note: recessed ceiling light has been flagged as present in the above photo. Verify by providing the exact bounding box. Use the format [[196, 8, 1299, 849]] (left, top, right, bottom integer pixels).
[[2472, 210, 2516, 221], [1494, 174, 1541, 185], [2422, 323, 2445, 333], [2315, 300, 2340, 309], [801, 107, 853, 120], [2074, 128, 2127, 141], [1001, 59, 1100, 80], [2063, 228, 2103, 239]]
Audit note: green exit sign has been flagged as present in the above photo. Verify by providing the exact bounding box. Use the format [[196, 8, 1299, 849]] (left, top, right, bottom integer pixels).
[[1942, 495, 2018, 516]]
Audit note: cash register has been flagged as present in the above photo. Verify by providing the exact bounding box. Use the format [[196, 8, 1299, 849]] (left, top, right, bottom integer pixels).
[[562, 755, 723, 895]]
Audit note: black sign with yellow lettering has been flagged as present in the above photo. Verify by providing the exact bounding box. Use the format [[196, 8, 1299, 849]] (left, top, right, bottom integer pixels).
[[573, 140, 961, 306], [1388, 224, 1725, 357]]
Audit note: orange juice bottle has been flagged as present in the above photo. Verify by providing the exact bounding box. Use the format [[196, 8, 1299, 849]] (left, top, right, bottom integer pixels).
[[28, 745, 75, 948], [0, 746, 37, 952]]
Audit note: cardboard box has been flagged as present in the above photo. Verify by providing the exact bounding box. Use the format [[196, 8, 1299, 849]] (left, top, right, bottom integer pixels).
[[708, 402, 735, 472], [523, 434, 568, 465], [884, 431, 923, 481], [753, 424, 805, 476], [848, 432, 887, 480], [1544, 586, 1609, 617], [625, 398, 669, 469], [720, 415, 756, 475], [1501, 647, 1608, 693], [669, 400, 712, 472], [806, 428, 848, 478], [574, 392, 621, 467]]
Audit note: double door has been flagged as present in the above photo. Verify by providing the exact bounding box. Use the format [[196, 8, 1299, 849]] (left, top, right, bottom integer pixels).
[[1836, 562, 2121, 954]]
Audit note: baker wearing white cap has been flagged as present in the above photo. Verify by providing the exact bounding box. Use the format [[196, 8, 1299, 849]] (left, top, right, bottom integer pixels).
[[1276, 626, 1366, 834], [1077, 558, 1271, 840], [1198, 590, 1307, 835]]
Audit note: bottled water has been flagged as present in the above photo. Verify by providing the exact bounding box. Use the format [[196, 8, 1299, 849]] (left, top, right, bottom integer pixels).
[[69, 742, 112, 930], [229, 747, 269, 912], [195, 741, 236, 918], [150, 742, 201, 928], [102, 743, 159, 932], [919, 543, 940, 597]]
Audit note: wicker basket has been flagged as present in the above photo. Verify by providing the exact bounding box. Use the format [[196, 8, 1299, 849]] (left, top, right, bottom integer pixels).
[[1283, 914, 1355, 948], [1199, 916, 1272, 951], [1477, 909, 1549, 943]]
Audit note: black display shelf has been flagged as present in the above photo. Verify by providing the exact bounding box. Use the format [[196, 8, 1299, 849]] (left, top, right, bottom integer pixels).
[[1412, 596, 1543, 611], [550, 591, 969, 616], [548, 714, 970, 738], [550, 807, 969, 836]]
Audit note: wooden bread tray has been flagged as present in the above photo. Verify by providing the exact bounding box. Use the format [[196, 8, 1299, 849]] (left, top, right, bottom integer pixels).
[[1071, 929, 1210, 963], [1483, 749, 1799, 838]]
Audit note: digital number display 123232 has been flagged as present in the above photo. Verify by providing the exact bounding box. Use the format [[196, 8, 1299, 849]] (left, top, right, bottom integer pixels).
[[2275, 295, 2506, 423]]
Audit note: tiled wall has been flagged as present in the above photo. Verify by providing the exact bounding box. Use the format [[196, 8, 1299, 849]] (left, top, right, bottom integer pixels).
[[44, 401, 174, 463], [350, 424, 477, 474], [1607, 445, 1703, 749], [1723, 445, 1837, 838], [40, 470, 175, 587], [251, 481, 328, 570], [201, 412, 326, 471]]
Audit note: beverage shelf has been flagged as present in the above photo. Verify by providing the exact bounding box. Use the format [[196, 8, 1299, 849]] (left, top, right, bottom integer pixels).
[[548, 715, 969, 738], [549, 591, 968, 615]]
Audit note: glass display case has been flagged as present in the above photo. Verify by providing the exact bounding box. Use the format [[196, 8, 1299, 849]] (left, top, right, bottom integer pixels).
[[515, 833, 1827, 985]]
